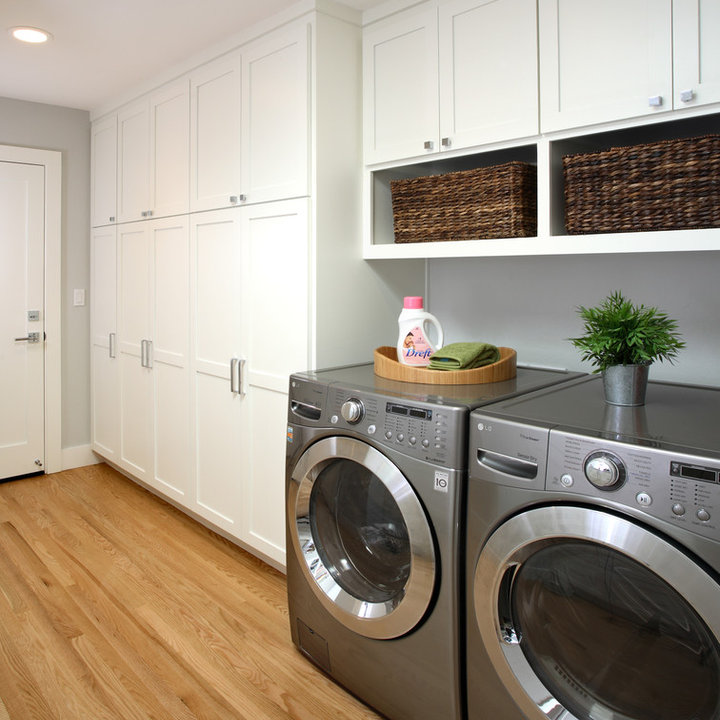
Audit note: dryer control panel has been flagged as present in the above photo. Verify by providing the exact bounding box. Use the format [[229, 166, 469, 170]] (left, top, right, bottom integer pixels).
[[547, 430, 720, 542]]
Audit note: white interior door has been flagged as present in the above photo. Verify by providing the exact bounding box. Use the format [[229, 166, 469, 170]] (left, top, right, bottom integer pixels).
[[0, 161, 45, 479]]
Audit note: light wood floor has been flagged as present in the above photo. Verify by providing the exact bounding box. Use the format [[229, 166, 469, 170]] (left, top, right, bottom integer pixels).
[[0, 463, 382, 720]]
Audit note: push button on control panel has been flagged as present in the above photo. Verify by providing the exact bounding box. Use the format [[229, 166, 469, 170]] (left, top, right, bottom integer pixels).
[[697, 508, 711, 522]]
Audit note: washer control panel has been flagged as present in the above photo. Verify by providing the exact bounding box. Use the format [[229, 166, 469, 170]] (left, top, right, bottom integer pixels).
[[326, 387, 465, 466], [547, 429, 720, 541]]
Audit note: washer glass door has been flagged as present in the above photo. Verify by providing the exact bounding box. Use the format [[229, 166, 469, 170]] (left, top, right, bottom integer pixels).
[[289, 436, 436, 639], [474, 506, 720, 720]]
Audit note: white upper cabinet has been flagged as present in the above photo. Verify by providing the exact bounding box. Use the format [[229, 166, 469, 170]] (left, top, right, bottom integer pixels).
[[117, 79, 190, 222], [91, 115, 117, 227], [438, 0, 538, 151], [117, 101, 150, 223], [363, 3, 439, 164], [364, 0, 538, 164], [149, 82, 191, 219], [539, 0, 673, 132], [190, 50, 243, 212], [673, 0, 720, 109], [242, 22, 309, 203]]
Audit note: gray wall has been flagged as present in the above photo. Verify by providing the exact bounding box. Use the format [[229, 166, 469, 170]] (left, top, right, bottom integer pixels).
[[0, 96, 91, 449], [429, 251, 720, 387]]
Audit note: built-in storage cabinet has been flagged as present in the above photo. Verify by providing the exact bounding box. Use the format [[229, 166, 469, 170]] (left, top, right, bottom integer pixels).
[[364, 0, 720, 259], [673, 0, 720, 109], [363, 0, 538, 165], [539, 0, 720, 133], [241, 199, 309, 560], [190, 51, 243, 213], [116, 80, 190, 223], [91, 6, 416, 569], [90, 116, 117, 226], [438, 0, 538, 151], [363, 3, 438, 164], [90, 226, 119, 459], [364, 111, 720, 258], [242, 23, 309, 203], [117, 218, 191, 501], [539, 0, 673, 132], [189, 208, 245, 536]]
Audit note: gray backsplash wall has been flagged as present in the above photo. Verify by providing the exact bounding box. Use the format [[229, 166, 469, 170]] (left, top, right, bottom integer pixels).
[[428, 251, 720, 387]]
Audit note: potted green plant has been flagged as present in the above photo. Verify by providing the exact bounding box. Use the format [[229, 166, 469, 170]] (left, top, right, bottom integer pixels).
[[569, 291, 685, 406]]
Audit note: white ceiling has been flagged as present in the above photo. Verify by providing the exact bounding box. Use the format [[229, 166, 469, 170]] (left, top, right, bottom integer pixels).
[[0, 0, 383, 112]]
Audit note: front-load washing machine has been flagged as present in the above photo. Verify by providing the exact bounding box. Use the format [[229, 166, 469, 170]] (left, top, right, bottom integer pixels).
[[466, 375, 720, 720], [285, 361, 583, 720]]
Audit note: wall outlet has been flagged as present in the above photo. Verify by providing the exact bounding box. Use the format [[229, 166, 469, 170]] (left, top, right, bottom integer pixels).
[[73, 288, 86, 306]]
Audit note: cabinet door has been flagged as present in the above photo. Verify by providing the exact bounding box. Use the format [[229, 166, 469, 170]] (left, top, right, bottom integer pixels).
[[439, 0, 538, 149], [190, 51, 243, 212], [674, 0, 720, 108], [241, 199, 309, 565], [118, 223, 153, 482], [90, 226, 119, 461], [190, 209, 245, 537], [539, 0, 672, 132], [117, 101, 151, 223], [150, 80, 190, 219], [91, 115, 117, 227], [363, 3, 439, 164], [150, 217, 191, 501], [242, 22, 309, 203]]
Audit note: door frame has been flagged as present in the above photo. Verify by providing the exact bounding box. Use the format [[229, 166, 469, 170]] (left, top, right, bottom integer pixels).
[[0, 144, 62, 474]]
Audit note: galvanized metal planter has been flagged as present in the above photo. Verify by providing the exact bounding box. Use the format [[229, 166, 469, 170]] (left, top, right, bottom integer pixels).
[[602, 364, 650, 406]]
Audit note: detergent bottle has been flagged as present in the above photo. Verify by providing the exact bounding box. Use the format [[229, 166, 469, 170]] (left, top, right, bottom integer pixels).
[[397, 296, 444, 366]]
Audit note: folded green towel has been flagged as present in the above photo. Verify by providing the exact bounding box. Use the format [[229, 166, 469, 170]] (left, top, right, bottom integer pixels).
[[428, 342, 500, 371]]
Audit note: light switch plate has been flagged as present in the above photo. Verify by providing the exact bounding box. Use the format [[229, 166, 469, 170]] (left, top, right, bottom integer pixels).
[[73, 288, 86, 306]]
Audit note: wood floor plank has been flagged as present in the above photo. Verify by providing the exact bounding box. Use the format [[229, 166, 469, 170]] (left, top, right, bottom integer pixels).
[[0, 465, 382, 720]]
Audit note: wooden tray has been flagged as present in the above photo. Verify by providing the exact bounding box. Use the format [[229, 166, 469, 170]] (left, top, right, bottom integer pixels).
[[374, 346, 516, 385]]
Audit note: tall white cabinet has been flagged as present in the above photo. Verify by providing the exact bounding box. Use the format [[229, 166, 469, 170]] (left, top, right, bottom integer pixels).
[[90, 3, 422, 569]]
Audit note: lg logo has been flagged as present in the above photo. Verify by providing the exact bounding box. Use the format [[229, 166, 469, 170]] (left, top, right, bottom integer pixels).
[[434, 471, 450, 493]]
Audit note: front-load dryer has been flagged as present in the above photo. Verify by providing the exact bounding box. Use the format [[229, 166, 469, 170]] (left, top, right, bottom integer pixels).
[[466, 375, 720, 720], [285, 361, 583, 720]]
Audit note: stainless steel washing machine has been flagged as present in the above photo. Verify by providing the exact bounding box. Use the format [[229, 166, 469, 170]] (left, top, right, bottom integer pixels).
[[466, 375, 720, 720], [286, 362, 583, 720]]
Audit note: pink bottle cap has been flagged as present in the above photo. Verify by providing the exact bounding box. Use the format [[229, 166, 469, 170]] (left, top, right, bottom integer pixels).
[[403, 296, 424, 309]]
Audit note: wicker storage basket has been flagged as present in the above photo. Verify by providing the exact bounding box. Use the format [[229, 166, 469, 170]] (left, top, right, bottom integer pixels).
[[390, 161, 537, 243], [563, 134, 720, 235]]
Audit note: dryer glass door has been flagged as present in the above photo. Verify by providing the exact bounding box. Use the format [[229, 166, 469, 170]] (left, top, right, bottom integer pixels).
[[289, 436, 436, 640], [474, 506, 720, 720]]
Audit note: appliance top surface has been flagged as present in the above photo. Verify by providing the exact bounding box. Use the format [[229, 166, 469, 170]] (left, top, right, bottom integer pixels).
[[478, 375, 720, 456], [293, 362, 584, 408]]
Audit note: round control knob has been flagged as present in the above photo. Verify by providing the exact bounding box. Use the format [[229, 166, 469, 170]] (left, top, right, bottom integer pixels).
[[584, 451, 626, 490], [340, 398, 364, 424]]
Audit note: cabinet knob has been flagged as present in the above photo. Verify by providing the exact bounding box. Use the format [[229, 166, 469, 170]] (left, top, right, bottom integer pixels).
[[441, 137, 451, 148], [680, 89, 695, 103], [230, 194, 247, 205], [109, 216, 115, 223], [423, 140, 434, 151], [648, 95, 663, 107]]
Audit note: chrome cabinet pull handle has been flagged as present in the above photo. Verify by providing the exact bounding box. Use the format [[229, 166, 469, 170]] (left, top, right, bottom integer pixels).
[[230, 358, 246, 395], [109, 332, 116, 358]]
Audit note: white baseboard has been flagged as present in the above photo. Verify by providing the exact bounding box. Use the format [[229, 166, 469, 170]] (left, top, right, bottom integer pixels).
[[61, 444, 102, 471]]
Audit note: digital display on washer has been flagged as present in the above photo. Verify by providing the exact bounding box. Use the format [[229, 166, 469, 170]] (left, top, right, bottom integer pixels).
[[386, 402, 432, 420], [670, 461, 717, 483]]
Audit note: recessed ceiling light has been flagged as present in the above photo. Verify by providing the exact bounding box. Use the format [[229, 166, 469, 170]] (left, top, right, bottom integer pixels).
[[9, 26, 52, 43]]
